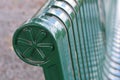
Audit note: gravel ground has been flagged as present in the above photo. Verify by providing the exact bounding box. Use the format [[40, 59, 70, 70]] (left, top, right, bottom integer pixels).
[[0, 0, 46, 80]]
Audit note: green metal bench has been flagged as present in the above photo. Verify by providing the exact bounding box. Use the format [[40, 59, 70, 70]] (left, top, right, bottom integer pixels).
[[12, 0, 105, 80]]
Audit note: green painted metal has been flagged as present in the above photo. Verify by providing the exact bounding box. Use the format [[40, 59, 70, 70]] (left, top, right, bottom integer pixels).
[[12, 0, 105, 80], [41, 15, 74, 80], [46, 7, 78, 80], [77, 0, 105, 80], [13, 16, 71, 80], [49, 1, 81, 80]]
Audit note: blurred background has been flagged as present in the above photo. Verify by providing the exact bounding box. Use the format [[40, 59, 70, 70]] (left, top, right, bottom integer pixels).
[[0, 0, 46, 80]]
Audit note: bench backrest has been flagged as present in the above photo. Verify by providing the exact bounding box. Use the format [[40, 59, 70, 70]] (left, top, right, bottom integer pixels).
[[12, 0, 105, 80]]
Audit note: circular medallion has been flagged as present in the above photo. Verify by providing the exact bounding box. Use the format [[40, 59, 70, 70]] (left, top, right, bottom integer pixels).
[[13, 24, 55, 66]]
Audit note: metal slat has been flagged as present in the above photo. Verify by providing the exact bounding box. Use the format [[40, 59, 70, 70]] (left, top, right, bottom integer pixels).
[[46, 7, 81, 80], [52, 1, 82, 80]]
